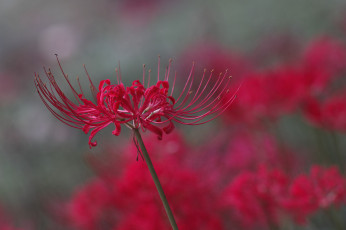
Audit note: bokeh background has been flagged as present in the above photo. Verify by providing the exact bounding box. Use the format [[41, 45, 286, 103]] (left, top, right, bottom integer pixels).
[[0, 0, 346, 229]]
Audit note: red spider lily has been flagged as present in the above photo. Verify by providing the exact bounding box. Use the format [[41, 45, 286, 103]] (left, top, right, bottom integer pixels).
[[223, 66, 306, 125], [282, 165, 346, 224], [35, 56, 236, 148], [222, 164, 346, 228], [222, 165, 289, 229], [304, 92, 346, 132]]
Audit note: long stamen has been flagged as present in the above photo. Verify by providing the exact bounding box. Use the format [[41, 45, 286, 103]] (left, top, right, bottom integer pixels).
[[171, 82, 237, 125], [170, 71, 177, 97], [177, 68, 211, 111], [175, 62, 195, 103], [187, 68, 207, 104], [77, 76, 84, 95], [148, 69, 151, 88], [165, 58, 172, 82], [182, 71, 227, 113], [83, 65, 97, 101]]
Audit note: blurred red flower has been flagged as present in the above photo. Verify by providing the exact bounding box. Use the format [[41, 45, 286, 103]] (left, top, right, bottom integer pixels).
[[302, 37, 346, 90], [222, 165, 289, 229], [304, 92, 346, 131], [60, 129, 346, 229], [283, 165, 346, 224], [67, 179, 115, 230], [224, 66, 306, 124], [223, 164, 346, 227], [65, 139, 223, 229], [200, 130, 301, 188], [113, 161, 223, 230], [300, 37, 346, 131]]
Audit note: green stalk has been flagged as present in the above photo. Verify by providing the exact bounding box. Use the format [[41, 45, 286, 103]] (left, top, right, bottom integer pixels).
[[325, 207, 344, 230], [133, 128, 179, 230], [330, 131, 344, 172]]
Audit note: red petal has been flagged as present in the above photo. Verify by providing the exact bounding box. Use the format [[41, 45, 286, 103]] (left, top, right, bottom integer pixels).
[[163, 121, 175, 134], [142, 121, 163, 140]]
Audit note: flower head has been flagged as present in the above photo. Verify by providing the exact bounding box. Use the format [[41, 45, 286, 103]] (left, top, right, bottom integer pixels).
[[35, 56, 236, 148]]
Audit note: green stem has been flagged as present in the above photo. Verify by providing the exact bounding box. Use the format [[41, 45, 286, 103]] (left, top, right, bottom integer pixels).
[[325, 207, 344, 230], [313, 127, 328, 163], [133, 128, 179, 230], [330, 131, 344, 172]]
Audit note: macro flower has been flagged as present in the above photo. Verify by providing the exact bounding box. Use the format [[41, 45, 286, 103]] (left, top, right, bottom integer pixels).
[[35, 56, 236, 148]]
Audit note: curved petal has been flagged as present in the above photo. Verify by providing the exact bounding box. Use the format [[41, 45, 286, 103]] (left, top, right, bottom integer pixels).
[[88, 121, 112, 148], [163, 120, 175, 134], [142, 121, 163, 140], [112, 122, 122, 136]]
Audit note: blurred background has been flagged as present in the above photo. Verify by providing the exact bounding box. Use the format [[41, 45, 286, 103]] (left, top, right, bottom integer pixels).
[[0, 0, 346, 229]]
